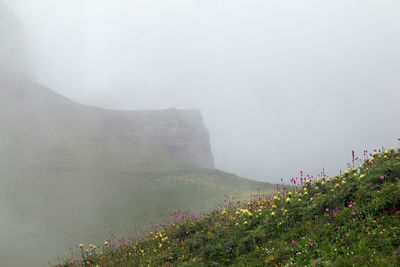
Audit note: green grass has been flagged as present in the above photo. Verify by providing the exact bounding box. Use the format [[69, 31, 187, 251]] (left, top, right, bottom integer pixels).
[[57, 147, 400, 266]]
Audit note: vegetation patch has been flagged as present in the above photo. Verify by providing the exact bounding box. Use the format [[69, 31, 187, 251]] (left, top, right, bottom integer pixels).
[[54, 147, 400, 266]]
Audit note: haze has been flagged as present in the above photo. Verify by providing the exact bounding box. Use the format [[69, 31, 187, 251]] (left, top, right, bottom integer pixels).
[[3, 0, 400, 182]]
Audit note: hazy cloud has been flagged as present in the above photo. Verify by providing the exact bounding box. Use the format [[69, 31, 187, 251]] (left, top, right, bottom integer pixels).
[[2, 0, 400, 182]]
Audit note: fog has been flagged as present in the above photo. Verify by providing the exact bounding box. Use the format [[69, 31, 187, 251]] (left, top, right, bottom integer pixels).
[[1, 1, 400, 266], [2, 0, 400, 180]]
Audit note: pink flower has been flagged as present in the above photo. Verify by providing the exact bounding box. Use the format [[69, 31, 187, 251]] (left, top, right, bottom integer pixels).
[[380, 176, 384, 180], [292, 240, 296, 245], [349, 204, 352, 208], [314, 259, 318, 263], [281, 244, 284, 247], [308, 242, 312, 246]]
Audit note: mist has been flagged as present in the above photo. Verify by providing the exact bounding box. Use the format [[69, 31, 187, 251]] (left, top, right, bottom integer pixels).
[[0, 1, 399, 265], [2, 0, 399, 182]]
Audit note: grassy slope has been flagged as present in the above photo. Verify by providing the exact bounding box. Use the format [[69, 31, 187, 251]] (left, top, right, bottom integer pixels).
[[61, 148, 400, 266]]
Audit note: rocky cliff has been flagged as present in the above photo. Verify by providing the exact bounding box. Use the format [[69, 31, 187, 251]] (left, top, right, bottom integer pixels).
[[0, 3, 214, 169]]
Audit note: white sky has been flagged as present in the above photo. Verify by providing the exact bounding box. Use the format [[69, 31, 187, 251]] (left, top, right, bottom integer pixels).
[[3, 0, 400, 182]]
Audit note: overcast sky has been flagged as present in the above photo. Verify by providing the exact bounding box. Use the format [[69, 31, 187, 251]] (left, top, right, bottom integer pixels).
[[3, 0, 400, 182]]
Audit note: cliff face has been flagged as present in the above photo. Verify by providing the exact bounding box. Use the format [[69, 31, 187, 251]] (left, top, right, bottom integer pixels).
[[0, 82, 215, 169], [0, 4, 214, 169]]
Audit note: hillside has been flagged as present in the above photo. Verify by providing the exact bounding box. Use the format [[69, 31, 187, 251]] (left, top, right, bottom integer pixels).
[[59, 148, 400, 266]]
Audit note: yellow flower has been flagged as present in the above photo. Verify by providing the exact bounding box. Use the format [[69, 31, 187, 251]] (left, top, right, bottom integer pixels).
[[104, 241, 108, 246], [271, 211, 275, 216], [286, 198, 291, 203], [79, 244, 84, 248]]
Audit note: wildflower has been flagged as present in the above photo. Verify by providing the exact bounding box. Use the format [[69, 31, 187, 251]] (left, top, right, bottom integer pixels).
[[104, 241, 108, 246], [308, 242, 312, 246], [79, 244, 84, 248], [292, 240, 296, 245], [314, 259, 318, 263], [380, 175, 384, 180], [271, 212, 275, 216], [286, 198, 291, 203], [349, 204, 352, 208], [306, 180, 310, 184]]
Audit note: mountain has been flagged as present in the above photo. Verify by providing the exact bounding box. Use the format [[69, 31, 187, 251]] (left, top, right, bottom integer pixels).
[[0, 4, 273, 266]]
